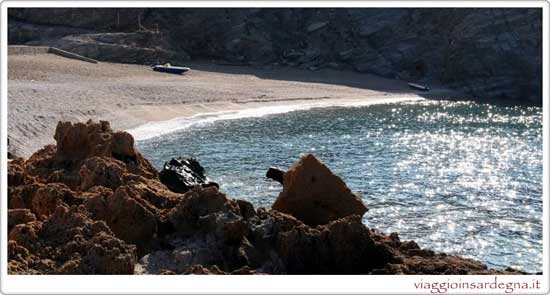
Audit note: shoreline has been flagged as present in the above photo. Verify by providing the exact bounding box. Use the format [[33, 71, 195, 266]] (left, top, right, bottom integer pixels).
[[8, 53, 457, 157], [6, 54, 537, 276], [7, 119, 527, 275], [126, 95, 425, 141]]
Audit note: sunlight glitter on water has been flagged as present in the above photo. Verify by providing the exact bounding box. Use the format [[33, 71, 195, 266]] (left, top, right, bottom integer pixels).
[[137, 100, 543, 273]]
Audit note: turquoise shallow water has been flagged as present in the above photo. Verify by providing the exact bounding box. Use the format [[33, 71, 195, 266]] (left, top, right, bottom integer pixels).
[[137, 100, 543, 273]]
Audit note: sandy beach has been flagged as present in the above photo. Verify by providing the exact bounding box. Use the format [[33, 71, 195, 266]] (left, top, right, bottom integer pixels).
[[8, 53, 433, 157]]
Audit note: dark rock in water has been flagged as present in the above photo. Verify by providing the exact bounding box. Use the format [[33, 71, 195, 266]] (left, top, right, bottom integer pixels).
[[266, 167, 285, 184], [159, 157, 219, 194]]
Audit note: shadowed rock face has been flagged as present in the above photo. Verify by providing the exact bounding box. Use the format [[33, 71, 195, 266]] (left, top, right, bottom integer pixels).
[[7, 120, 524, 275], [272, 154, 368, 226], [8, 8, 542, 104]]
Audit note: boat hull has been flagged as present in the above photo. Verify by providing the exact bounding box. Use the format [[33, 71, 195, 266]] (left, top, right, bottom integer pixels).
[[153, 65, 190, 74]]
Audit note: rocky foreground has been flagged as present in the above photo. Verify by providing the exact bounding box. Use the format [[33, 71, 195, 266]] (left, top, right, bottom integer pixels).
[[8, 120, 522, 274]]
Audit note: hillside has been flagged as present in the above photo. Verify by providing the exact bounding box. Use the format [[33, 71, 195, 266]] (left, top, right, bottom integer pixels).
[[8, 8, 542, 104]]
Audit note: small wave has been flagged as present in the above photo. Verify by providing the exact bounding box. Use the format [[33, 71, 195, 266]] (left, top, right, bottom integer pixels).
[[128, 96, 424, 141]]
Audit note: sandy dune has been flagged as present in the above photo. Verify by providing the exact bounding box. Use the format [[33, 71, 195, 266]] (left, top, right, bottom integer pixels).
[[8, 53, 431, 157]]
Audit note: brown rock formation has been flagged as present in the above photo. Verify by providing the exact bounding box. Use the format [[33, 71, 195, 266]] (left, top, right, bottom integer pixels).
[[8, 205, 136, 274], [275, 215, 399, 274], [7, 158, 33, 187], [7, 120, 523, 275], [9, 182, 84, 219], [54, 120, 157, 178], [83, 185, 159, 256], [168, 186, 241, 234], [7, 120, 173, 273], [272, 154, 368, 226], [8, 209, 37, 232], [79, 156, 125, 190]]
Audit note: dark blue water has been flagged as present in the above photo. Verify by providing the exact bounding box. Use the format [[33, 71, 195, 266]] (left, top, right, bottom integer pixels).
[[136, 100, 543, 273]]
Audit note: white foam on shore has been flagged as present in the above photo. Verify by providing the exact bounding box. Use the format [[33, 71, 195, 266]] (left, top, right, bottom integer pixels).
[[128, 96, 424, 141]]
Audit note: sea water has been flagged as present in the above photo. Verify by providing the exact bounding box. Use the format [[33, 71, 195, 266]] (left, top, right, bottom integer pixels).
[[136, 100, 543, 273]]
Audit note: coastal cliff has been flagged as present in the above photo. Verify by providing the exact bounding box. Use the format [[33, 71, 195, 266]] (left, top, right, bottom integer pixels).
[[8, 8, 542, 104], [8, 120, 523, 275]]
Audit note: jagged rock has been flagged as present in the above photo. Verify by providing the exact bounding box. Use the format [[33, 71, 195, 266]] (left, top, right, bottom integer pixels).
[[79, 156, 125, 190], [9, 121, 160, 191], [120, 174, 183, 209], [8, 209, 37, 233], [30, 183, 80, 218], [167, 186, 240, 235], [272, 154, 368, 226], [54, 120, 112, 163], [153, 228, 248, 273], [84, 184, 159, 256], [8, 205, 136, 274], [7, 120, 525, 275], [8, 158, 33, 187], [274, 215, 398, 274], [27, 144, 57, 170], [9, 182, 84, 219], [7, 120, 178, 271], [139, 186, 250, 274], [108, 185, 159, 243], [236, 199, 256, 220], [111, 131, 138, 162], [54, 120, 157, 178], [8, 240, 34, 274], [79, 231, 137, 274], [244, 210, 303, 273], [159, 157, 218, 194], [22, 144, 81, 187]]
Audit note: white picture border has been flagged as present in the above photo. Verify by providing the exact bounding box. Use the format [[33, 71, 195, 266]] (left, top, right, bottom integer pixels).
[[0, 1, 548, 294]]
